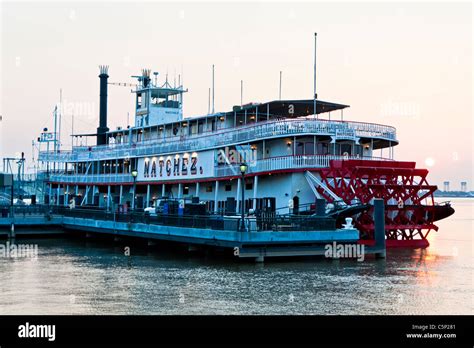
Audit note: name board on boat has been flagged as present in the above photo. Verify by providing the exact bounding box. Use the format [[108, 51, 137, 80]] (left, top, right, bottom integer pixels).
[[137, 150, 214, 181]]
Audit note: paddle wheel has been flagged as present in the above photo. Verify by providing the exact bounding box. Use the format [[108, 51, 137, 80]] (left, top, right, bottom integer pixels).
[[311, 159, 454, 248]]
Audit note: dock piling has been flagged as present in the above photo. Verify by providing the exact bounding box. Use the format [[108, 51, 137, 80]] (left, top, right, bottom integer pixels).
[[374, 198, 386, 259], [9, 223, 15, 239]]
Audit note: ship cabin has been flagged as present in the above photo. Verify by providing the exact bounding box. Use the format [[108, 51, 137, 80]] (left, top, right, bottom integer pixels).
[[39, 69, 398, 215]]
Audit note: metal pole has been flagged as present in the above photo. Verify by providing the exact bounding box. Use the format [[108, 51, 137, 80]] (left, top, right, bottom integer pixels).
[[10, 176, 14, 217], [241, 172, 245, 231], [313, 33, 317, 119], [208, 87, 211, 114], [53, 107, 57, 153], [71, 114, 74, 148], [374, 198, 386, 258], [212, 65, 215, 114], [58, 89, 62, 152], [279, 71, 282, 100], [10, 176, 14, 238], [132, 177, 137, 210]]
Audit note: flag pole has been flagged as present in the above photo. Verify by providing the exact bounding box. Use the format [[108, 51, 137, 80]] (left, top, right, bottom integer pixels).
[[313, 33, 317, 119]]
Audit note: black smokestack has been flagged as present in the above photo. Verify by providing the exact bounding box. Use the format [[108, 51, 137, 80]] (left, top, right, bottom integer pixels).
[[142, 69, 151, 88], [97, 65, 109, 145]]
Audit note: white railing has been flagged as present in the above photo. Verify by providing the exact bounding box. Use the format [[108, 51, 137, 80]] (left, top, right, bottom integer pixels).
[[49, 173, 133, 184], [48, 155, 393, 184], [39, 118, 397, 163]]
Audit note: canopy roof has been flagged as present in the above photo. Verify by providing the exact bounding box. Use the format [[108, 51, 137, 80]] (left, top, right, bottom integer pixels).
[[224, 99, 349, 117]]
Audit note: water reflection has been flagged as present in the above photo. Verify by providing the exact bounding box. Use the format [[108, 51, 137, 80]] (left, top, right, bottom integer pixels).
[[0, 199, 472, 315]]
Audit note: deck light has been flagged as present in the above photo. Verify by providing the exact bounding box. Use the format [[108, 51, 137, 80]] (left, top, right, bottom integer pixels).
[[131, 169, 138, 210], [239, 162, 248, 232]]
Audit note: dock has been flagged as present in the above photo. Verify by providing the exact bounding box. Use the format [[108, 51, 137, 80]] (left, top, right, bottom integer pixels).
[[0, 200, 387, 261]]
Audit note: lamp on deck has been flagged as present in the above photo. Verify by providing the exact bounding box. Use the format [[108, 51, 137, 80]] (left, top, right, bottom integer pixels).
[[131, 169, 138, 210], [239, 163, 248, 232]]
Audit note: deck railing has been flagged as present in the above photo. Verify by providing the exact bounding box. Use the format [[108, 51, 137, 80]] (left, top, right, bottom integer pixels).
[[48, 154, 393, 184], [56, 206, 336, 233], [39, 118, 397, 162]]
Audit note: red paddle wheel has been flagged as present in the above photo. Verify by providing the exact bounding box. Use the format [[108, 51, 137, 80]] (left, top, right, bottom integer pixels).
[[312, 159, 451, 248]]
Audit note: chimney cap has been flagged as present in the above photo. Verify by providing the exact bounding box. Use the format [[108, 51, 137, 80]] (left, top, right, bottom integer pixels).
[[142, 68, 151, 78], [99, 65, 109, 76]]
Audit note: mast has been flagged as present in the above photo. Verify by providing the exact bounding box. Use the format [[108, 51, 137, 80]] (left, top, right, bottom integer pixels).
[[313, 33, 317, 119], [240, 80, 243, 106], [279, 71, 282, 100], [71, 113, 74, 148], [53, 106, 57, 153], [212, 64, 215, 114], [208, 87, 211, 114], [58, 88, 62, 151]]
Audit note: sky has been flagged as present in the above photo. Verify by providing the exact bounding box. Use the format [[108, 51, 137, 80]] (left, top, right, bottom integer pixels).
[[0, 1, 472, 188]]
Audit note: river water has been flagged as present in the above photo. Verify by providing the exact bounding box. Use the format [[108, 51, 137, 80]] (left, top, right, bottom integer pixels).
[[0, 198, 472, 315]]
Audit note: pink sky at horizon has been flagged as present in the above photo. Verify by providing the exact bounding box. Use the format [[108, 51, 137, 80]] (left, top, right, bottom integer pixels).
[[1, 1, 472, 189]]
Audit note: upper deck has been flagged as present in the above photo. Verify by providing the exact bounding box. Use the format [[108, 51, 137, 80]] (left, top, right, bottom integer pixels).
[[39, 116, 397, 163]]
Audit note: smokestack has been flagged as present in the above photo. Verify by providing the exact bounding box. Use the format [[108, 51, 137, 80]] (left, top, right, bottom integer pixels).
[[97, 65, 109, 145], [142, 69, 151, 88]]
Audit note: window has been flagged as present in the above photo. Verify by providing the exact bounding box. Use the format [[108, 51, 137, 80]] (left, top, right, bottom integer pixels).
[[295, 142, 304, 155], [206, 185, 213, 193], [183, 186, 189, 195], [245, 182, 253, 190], [340, 144, 352, 156], [305, 142, 314, 155], [225, 184, 232, 192], [317, 143, 329, 155]]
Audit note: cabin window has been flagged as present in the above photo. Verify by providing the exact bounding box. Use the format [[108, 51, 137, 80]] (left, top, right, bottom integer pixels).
[[317, 143, 330, 155], [225, 184, 232, 192], [354, 145, 363, 157], [206, 185, 213, 193], [245, 182, 253, 190], [305, 142, 314, 155], [296, 142, 304, 155], [340, 144, 352, 156], [183, 186, 189, 195]]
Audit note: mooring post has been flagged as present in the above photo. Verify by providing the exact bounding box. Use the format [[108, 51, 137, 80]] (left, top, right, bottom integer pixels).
[[9, 222, 15, 239], [316, 198, 326, 216], [374, 198, 386, 259]]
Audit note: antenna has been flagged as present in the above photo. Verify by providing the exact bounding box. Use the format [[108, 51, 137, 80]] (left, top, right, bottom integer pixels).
[[208, 87, 211, 114], [71, 113, 74, 148], [58, 88, 62, 151], [279, 71, 282, 100], [212, 64, 215, 114], [313, 32, 317, 119]]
